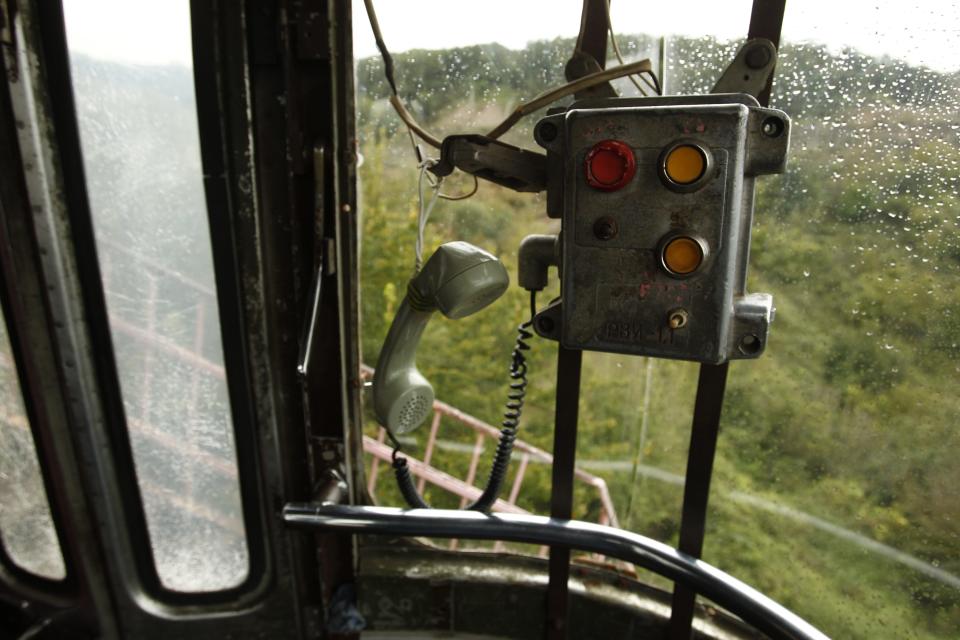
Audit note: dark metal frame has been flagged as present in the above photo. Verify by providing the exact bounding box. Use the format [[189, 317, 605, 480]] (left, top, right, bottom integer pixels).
[[92, 0, 268, 609], [546, 1, 790, 638], [669, 362, 730, 637], [188, 0, 276, 605], [669, 4, 787, 637], [1, 0, 361, 636], [0, 70, 80, 609], [284, 504, 830, 640], [12, 0, 275, 609], [545, 347, 583, 639], [0, 44, 58, 581]]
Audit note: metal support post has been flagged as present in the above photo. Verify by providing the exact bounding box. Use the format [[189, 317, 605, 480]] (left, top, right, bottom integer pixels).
[[545, 347, 583, 639], [668, 362, 730, 639]]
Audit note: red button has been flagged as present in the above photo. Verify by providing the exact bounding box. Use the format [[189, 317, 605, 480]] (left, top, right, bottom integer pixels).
[[585, 140, 636, 191]]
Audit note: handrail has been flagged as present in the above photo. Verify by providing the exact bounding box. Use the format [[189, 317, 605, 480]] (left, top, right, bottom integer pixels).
[[283, 503, 830, 640]]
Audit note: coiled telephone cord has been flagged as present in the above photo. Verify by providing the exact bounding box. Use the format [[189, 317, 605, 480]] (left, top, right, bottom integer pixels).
[[390, 291, 536, 513]]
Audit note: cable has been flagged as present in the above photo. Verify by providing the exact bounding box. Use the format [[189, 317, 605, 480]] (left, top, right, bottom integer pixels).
[[414, 160, 442, 273], [439, 174, 479, 201], [389, 60, 655, 150], [604, 0, 663, 96], [391, 290, 537, 513], [412, 161, 479, 274], [363, 0, 424, 164], [363, 0, 655, 149]]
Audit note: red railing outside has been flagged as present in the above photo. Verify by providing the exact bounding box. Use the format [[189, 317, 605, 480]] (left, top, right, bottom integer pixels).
[[360, 364, 620, 556], [96, 240, 620, 560]]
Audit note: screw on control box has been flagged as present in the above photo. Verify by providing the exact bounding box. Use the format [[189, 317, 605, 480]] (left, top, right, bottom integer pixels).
[[530, 94, 789, 364]]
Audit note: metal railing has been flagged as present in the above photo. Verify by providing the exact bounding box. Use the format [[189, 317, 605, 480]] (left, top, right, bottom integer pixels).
[[360, 364, 620, 555], [97, 237, 242, 535], [94, 240, 621, 557]]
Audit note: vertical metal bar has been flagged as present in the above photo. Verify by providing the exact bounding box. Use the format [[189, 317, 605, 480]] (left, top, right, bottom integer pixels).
[[507, 453, 530, 505], [667, 3, 783, 636], [367, 426, 387, 496], [101, 249, 113, 294], [668, 362, 729, 640], [624, 357, 655, 526], [451, 432, 486, 549], [546, 347, 582, 640], [296, 143, 325, 383], [183, 299, 206, 504], [457, 433, 486, 508], [494, 452, 531, 552], [573, 0, 611, 69], [747, 0, 786, 107], [416, 410, 443, 493]]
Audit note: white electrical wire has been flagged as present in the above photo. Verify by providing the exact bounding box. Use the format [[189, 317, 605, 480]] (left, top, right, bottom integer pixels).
[[604, 0, 662, 96], [414, 159, 443, 273]]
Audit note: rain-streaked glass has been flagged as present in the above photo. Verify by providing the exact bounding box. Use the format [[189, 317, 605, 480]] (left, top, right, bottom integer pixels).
[[354, 2, 959, 638], [0, 311, 66, 579], [62, 0, 248, 591]]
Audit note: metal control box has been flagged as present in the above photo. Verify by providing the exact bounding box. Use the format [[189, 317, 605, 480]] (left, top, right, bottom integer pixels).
[[532, 95, 790, 364]]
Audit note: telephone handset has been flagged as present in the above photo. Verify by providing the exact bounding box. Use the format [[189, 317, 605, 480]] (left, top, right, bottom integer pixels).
[[373, 241, 509, 435]]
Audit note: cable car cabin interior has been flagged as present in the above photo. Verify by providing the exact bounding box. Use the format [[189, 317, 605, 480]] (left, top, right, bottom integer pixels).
[[0, 1, 957, 638]]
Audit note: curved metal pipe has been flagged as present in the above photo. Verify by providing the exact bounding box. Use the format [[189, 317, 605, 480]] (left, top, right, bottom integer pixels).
[[282, 503, 829, 640]]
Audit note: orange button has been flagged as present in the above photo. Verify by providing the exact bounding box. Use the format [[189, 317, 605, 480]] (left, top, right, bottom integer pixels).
[[664, 145, 706, 185], [586, 140, 636, 191], [662, 236, 704, 275]]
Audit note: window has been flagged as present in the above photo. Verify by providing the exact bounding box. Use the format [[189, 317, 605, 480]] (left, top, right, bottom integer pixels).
[[354, 2, 960, 638], [0, 311, 65, 580], [62, 0, 248, 592]]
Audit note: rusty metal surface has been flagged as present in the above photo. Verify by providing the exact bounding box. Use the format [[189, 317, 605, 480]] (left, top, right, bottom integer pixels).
[[355, 542, 764, 640]]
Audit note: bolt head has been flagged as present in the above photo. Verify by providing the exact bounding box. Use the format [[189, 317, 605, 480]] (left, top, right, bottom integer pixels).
[[536, 315, 555, 334], [593, 216, 618, 241], [538, 121, 558, 142], [745, 44, 772, 70]]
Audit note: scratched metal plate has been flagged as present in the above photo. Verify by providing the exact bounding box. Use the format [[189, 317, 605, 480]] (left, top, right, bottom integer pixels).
[[559, 104, 750, 363]]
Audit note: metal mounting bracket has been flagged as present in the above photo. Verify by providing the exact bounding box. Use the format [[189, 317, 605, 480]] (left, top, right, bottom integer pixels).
[[430, 134, 547, 193], [712, 38, 778, 98]]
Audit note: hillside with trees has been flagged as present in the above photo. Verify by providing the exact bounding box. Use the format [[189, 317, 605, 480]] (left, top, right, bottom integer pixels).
[[356, 35, 960, 639]]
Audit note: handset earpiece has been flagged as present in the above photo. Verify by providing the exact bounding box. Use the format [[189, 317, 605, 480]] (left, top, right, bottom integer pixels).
[[373, 241, 509, 435]]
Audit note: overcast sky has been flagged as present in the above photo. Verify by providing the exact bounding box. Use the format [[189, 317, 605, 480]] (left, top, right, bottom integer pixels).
[[62, 1, 959, 73]]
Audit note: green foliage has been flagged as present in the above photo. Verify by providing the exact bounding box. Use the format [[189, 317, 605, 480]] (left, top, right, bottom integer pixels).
[[356, 34, 960, 640]]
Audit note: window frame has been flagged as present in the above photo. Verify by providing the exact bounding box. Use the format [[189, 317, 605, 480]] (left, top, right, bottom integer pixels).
[[0, 236, 74, 602], [2, 1, 359, 633], [17, 0, 274, 608]]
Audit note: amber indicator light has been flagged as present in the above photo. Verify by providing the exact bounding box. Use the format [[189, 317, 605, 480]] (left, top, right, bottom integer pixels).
[[662, 236, 704, 275], [664, 144, 707, 185], [585, 140, 636, 191]]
